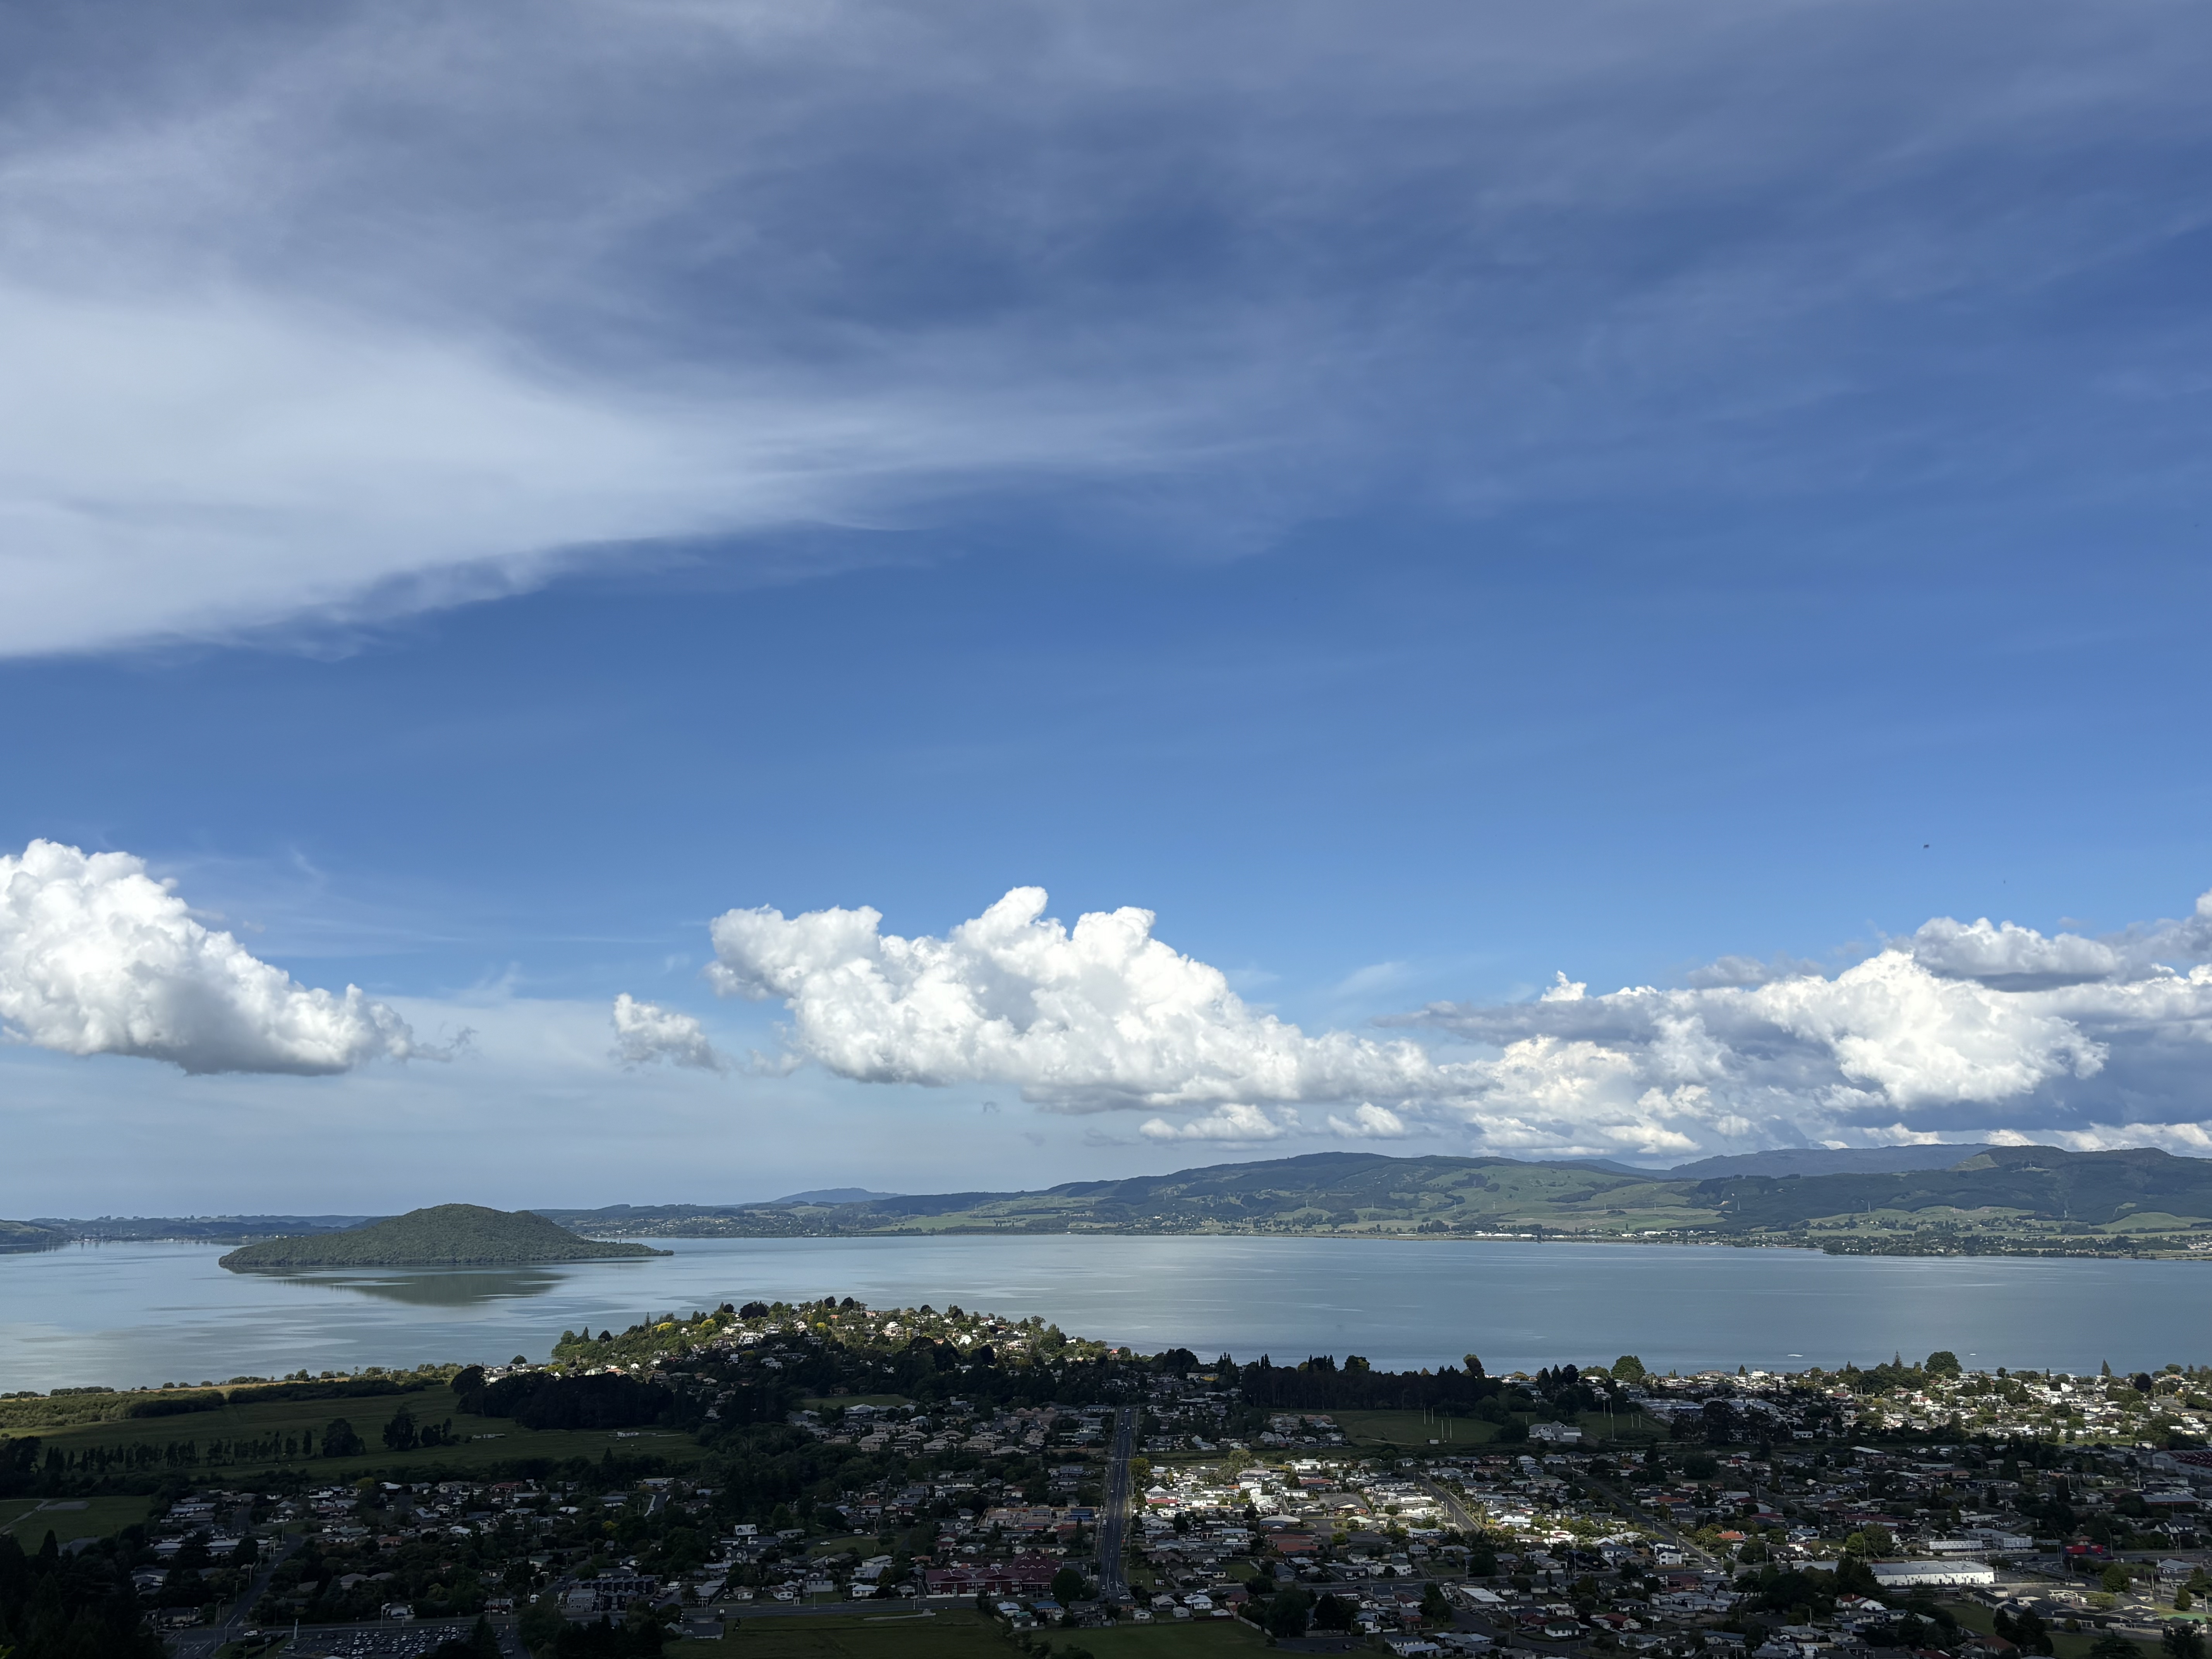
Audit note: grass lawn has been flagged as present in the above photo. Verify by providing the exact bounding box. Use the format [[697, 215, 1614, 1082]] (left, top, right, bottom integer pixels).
[[1331, 1409, 1495, 1449], [0, 1495, 153, 1543], [694, 1609, 1267, 1658], [1578, 1408, 1667, 1444], [694, 1609, 1010, 1655], [1939, 1602, 2156, 1659], [1075, 1618, 1271, 1656], [2051, 1635, 2149, 1659], [31, 1385, 708, 1480]]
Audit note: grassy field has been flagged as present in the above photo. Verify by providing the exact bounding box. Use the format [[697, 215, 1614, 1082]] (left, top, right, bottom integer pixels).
[[1577, 1408, 1668, 1444], [1943, 1599, 2160, 1659], [1063, 1618, 1269, 1657], [694, 1609, 1266, 1657], [1330, 1409, 1498, 1449], [0, 1495, 152, 1542], [693, 1610, 1006, 1656], [22, 1384, 708, 1480], [1326, 1405, 1660, 1451]]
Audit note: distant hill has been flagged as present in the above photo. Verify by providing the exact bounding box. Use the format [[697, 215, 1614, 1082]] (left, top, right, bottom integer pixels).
[[32, 1214, 382, 1243], [1699, 1144, 2212, 1233], [524, 1146, 2212, 1256], [773, 1187, 905, 1205], [1663, 1145, 1995, 1179], [217, 1204, 670, 1269]]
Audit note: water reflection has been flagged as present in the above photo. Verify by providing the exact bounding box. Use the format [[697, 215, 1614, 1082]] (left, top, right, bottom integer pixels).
[[6, 1235, 2208, 1395], [236, 1266, 591, 1307]]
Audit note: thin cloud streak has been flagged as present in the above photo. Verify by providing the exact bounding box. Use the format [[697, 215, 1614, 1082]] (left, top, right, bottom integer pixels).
[[2, 1, 2210, 651]]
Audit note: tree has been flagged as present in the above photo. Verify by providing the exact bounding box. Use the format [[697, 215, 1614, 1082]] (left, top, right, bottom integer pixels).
[[321, 1417, 365, 1458], [1313, 1593, 1357, 1631], [1422, 1581, 1455, 1623], [2164, 1626, 2208, 1659], [1996, 1607, 2052, 1654], [1051, 1566, 1087, 1603], [2090, 1635, 2145, 1659], [1844, 1525, 1893, 1558], [382, 1405, 419, 1451], [1266, 1590, 1312, 1639], [2104, 1564, 2133, 1595], [2176, 1588, 2194, 1613], [520, 1592, 567, 1651], [1613, 1356, 1647, 1383], [1925, 1352, 1962, 1378]]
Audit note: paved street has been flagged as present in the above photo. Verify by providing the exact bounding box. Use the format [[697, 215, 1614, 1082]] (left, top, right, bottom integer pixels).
[[1096, 1405, 1137, 1601], [1574, 1470, 1719, 1568], [167, 1533, 299, 1659]]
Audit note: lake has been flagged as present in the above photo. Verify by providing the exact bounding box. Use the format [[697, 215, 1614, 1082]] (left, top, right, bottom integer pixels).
[[0, 1235, 2200, 1393]]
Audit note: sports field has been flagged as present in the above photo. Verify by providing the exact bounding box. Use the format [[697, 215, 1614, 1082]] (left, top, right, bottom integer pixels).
[[693, 1608, 1267, 1657]]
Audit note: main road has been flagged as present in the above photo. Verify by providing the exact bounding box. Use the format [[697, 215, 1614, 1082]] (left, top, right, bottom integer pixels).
[[1573, 1468, 1719, 1568], [1095, 1405, 1137, 1602], [166, 1533, 299, 1659]]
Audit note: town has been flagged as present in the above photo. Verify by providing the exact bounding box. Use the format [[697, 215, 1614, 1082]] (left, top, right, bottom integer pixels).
[[3, 1301, 2210, 1659]]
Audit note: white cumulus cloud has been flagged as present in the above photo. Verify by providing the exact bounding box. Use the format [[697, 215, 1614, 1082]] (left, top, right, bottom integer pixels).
[[1139, 1104, 1293, 1143], [1326, 1103, 1412, 1139], [702, 880, 2212, 1162], [610, 993, 725, 1073], [1412, 888, 2212, 1158], [0, 839, 417, 1075], [706, 886, 1443, 1111]]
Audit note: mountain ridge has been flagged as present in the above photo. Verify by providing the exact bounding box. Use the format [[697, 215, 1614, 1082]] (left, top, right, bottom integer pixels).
[[526, 1144, 2212, 1256]]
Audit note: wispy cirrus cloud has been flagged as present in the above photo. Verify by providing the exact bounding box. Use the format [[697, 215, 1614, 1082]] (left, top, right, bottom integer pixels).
[[6, 0, 2212, 653]]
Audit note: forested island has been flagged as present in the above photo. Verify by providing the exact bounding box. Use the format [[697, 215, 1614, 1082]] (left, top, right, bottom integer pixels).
[[216, 1204, 668, 1269]]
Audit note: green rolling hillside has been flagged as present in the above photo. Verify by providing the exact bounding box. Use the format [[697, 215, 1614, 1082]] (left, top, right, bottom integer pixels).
[[536, 1145, 2212, 1255]]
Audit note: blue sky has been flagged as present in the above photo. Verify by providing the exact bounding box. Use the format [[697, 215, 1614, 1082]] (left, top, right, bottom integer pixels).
[[3, 0, 2211, 1212]]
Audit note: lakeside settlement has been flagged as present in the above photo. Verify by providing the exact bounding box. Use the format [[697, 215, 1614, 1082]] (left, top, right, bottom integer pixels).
[[4, 1299, 2211, 1659]]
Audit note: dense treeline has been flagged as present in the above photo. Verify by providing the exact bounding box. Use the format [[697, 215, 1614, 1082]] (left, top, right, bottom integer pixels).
[[0, 1529, 165, 1659], [111, 1375, 430, 1419], [467, 1372, 676, 1431], [1220, 1353, 1637, 1423], [1228, 1353, 1506, 1412]]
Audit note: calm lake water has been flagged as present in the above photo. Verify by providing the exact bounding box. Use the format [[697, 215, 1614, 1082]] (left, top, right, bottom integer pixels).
[[0, 1235, 2201, 1393]]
